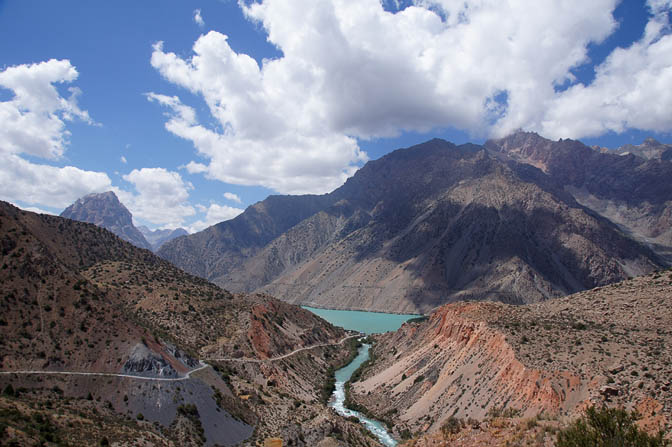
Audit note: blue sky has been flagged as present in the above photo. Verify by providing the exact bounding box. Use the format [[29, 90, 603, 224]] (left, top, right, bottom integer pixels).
[[0, 0, 670, 232]]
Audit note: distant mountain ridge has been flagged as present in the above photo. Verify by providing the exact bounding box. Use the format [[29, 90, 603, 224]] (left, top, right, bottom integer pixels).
[[138, 225, 187, 251], [159, 136, 668, 313], [60, 191, 153, 251], [596, 137, 672, 161]]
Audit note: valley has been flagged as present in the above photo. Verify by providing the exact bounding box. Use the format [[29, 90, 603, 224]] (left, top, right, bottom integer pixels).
[[4, 1, 672, 444], [346, 270, 672, 444], [3, 133, 671, 446]]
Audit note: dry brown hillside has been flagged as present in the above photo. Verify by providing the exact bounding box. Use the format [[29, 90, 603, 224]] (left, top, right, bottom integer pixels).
[[0, 202, 377, 446]]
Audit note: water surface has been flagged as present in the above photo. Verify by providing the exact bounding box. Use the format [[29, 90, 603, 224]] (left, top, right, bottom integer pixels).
[[302, 306, 419, 334], [303, 307, 419, 446]]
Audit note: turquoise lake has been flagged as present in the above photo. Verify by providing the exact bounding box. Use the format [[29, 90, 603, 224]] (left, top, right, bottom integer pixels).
[[302, 306, 420, 334], [303, 306, 420, 446]]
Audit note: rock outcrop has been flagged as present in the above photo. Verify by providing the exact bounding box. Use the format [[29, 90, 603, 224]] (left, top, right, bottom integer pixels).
[[122, 343, 177, 377]]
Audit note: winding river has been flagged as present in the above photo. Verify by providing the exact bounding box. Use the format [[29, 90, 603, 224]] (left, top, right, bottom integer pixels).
[[303, 306, 419, 446], [330, 342, 397, 446]]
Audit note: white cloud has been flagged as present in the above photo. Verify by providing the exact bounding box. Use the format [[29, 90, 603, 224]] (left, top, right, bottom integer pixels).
[[0, 154, 112, 208], [187, 203, 244, 233], [0, 60, 110, 210], [223, 192, 242, 203], [149, 0, 672, 194], [117, 167, 196, 229], [18, 205, 57, 216], [193, 9, 205, 27], [149, 33, 367, 194], [0, 59, 95, 159], [525, 1, 672, 138], [120, 155, 127, 164]]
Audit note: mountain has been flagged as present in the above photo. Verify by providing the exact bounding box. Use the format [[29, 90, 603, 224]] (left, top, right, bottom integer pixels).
[[60, 191, 153, 251], [160, 138, 665, 313], [138, 225, 188, 251], [0, 202, 375, 446], [348, 268, 672, 442], [485, 132, 672, 263], [158, 194, 337, 282], [603, 137, 672, 161]]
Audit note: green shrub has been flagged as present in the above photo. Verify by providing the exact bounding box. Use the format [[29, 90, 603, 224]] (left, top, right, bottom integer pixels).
[[441, 416, 462, 436], [557, 406, 668, 447], [3, 384, 14, 397]]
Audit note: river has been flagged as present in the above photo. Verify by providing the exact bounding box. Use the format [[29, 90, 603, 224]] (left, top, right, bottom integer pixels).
[[303, 306, 420, 447]]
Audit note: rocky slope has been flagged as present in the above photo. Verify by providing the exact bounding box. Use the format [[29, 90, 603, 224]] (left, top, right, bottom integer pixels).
[[162, 138, 665, 313], [60, 191, 153, 251], [486, 131, 672, 263], [139, 225, 188, 251], [0, 201, 376, 446], [347, 269, 672, 441], [158, 194, 336, 281], [607, 137, 672, 161]]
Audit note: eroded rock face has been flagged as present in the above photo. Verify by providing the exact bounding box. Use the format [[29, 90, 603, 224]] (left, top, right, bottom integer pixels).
[[486, 131, 672, 263], [122, 343, 177, 378], [350, 304, 582, 436], [350, 271, 672, 438]]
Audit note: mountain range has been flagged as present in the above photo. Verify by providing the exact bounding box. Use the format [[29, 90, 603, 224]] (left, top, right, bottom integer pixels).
[[139, 225, 188, 251], [158, 133, 670, 313]]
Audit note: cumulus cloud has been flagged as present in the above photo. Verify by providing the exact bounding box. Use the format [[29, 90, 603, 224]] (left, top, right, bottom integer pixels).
[[120, 155, 127, 164], [188, 203, 244, 233], [149, 0, 672, 195], [223, 192, 242, 203], [529, 1, 672, 138], [149, 35, 367, 194], [0, 60, 111, 209], [116, 167, 196, 229], [193, 9, 205, 27], [0, 154, 112, 208], [0, 59, 95, 159]]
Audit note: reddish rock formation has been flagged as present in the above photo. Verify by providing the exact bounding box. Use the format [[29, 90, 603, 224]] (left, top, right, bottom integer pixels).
[[350, 271, 672, 439]]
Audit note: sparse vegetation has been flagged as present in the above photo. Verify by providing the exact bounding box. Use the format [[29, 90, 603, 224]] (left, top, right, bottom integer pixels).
[[557, 406, 668, 447]]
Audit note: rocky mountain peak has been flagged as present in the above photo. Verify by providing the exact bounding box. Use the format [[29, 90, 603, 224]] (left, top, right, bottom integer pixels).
[[643, 137, 661, 146], [60, 191, 152, 251]]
